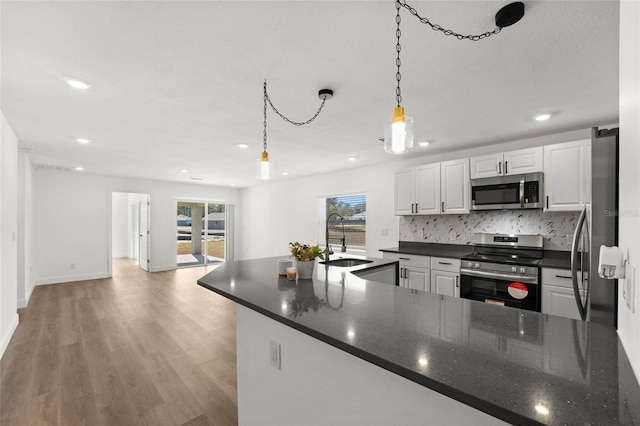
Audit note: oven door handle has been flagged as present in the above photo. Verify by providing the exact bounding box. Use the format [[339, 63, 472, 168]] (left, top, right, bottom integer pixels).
[[460, 269, 538, 284]]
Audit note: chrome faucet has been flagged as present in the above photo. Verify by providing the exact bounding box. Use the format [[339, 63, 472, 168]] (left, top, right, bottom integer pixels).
[[325, 212, 347, 260]]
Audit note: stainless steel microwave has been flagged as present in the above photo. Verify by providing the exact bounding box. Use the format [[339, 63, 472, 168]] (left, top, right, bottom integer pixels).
[[470, 172, 543, 210]]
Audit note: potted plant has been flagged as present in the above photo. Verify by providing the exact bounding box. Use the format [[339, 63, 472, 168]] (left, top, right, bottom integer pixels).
[[289, 242, 324, 279]]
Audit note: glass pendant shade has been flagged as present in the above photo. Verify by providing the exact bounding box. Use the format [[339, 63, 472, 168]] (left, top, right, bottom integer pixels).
[[257, 150, 273, 180], [384, 106, 414, 154]]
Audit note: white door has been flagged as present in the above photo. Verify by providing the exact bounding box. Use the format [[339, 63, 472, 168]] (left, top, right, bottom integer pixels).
[[470, 153, 502, 178], [415, 163, 440, 214], [431, 270, 459, 297], [503, 147, 543, 175], [405, 266, 430, 292], [441, 158, 470, 214], [543, 140, 590, 211], [394, 169, 415, 215], [139, 195, 150, 271]]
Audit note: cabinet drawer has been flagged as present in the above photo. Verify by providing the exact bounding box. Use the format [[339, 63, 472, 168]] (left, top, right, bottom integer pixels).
[[541, 267, 587, 289], [382, 252, 430, 268], [431, 256, 461, 272]]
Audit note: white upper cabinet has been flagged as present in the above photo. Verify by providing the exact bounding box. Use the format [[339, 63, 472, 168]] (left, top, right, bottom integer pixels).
[[470, 147, 543, 179], [441, 159, 470, 214], [415, 163, 441, 215], [543, 140, 591, 211], [395, 161, 467, 215], [394, 169, 415, 215]]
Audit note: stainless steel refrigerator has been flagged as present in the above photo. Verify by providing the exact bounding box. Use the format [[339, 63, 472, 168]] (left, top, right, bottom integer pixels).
[[571, 127, 619, 327]]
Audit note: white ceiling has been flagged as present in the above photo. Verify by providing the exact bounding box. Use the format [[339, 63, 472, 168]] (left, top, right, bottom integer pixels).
[[1, 1, 619, 188]]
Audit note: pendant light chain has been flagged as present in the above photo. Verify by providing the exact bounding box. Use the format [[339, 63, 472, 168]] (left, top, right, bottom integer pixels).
[[263, 80, 268, 152], [264, 83, 327, 127], [398, 0, 502, 41], [395, 1, 402, 107]]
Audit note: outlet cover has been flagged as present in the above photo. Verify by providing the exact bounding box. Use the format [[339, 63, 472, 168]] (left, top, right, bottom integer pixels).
[[625, 263, 636, 313], [270, 339, 281, 370]]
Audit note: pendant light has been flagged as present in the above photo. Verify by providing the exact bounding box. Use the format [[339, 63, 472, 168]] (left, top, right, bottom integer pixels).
[[259, 81, 273, 180], [258, 80, 333, 180], [385, 1, 525, 154], [384, 1, 413, 155]]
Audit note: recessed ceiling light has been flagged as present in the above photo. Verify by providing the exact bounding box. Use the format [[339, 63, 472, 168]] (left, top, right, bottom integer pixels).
[[348, 156, 358, 162], [418, 141, 430, 147], [282, 171, 289, 176], [65, 78, 91, 90], [74, 166, 84, 171], [76, 138, 91, 144], [237, 144, 249, 149], [231, 183, 237, 187], [534, 113, 551, 122], [180, 169, 189, 173]]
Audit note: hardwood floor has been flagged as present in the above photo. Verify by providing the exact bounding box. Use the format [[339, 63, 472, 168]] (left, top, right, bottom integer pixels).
[[1, 258, 238, 426]]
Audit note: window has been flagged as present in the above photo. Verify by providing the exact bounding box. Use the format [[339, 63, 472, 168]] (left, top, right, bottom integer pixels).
[[320, 194, 366, 251]]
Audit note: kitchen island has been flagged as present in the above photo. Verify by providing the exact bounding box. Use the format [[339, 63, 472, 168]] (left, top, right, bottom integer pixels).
[[197, 257, 640, 425]]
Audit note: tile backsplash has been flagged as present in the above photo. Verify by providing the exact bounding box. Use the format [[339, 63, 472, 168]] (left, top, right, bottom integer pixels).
[[399, 210, 580, 251]]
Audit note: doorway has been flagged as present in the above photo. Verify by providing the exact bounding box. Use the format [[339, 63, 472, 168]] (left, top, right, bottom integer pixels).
[[111, 192, 150, 273], [176, 201, 226, 268]]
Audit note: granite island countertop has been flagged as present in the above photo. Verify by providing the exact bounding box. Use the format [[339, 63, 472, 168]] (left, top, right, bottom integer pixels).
[[197, 256, 640, 425]]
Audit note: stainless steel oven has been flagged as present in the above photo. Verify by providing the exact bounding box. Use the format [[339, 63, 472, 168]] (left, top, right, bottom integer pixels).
[[460, 234, 543, 312]]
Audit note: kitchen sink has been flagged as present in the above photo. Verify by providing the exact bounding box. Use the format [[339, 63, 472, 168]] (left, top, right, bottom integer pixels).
[[320, 258, 373, 267]]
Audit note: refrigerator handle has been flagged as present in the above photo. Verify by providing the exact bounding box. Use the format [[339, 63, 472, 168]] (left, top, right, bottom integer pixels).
[[571, 204, 589, 321]]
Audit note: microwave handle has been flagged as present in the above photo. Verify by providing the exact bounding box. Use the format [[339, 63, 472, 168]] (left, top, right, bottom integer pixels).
[[519, 178, 525, 208]]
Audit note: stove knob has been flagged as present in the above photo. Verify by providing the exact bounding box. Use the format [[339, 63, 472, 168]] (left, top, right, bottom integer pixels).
[[474, 263, 480, 269], [519, 267, 526, 274], [511, 266, 517, 273], [467, 262, 474, 268]]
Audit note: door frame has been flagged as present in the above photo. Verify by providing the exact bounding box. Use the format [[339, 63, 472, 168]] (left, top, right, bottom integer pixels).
[[108, 191, 151, 277]]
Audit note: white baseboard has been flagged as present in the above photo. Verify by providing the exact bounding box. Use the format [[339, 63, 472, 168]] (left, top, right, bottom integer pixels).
[[35, 272, 110, 286], [1, 313, 19, 360], [150, 264, 176, 273], [17, 282, 35, 309]]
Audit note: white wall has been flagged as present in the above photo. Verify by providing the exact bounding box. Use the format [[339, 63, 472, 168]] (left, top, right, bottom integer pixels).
[[617, 0, 640, 381], [1, 112, 19, 358], [111, 192, 129, 258], [33, 171, 240, 284], [238, 126, 611, 260], [17, 152, 33, 308]]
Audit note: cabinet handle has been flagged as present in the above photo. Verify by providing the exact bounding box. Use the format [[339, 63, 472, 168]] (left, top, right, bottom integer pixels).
[[546, 195, 549, 209], [411, 203, 414, 213], [556, 275, 572, 279], [399, 257, 410, 260], [438, 261, 452, 265], [441, 201, 445, 213], [505, 161, 508, 174], [455, 276, 459, 288], [498, 161, 502, 175], [415, 203, 418, 212]]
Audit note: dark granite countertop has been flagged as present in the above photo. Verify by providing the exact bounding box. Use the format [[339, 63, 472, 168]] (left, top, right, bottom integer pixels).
[[197, 256, 640, 425], [539, 250, 572, 269], [379, 241, 474, 258]]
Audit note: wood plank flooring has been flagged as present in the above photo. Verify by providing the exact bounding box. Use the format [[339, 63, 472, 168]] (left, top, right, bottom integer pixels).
[[1, 258, 238, 426]]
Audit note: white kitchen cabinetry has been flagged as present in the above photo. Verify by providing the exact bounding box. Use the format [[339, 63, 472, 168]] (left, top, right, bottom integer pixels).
[[395, 160, 468, 215], [541, 267, 586, 320], [382, 252, 430, 291], [470, 147, 543, 179], [394, 164, 441, 215], [430, 257, 461, 297], [543, 140, 591, 212], [440, 159, 470, 214]]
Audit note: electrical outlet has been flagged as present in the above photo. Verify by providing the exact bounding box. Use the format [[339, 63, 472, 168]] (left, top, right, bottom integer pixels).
[[449, 230, 456, 241], [270, 339, 281, 370], [566, 234, 573, 245]]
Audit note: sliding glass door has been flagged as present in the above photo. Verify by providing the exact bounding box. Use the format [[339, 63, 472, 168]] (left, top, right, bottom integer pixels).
[[177, 201, 226, 268]]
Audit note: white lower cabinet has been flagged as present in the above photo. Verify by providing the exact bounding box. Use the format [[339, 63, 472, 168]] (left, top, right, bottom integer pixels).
[[541, 267, 585, 320], [382, 252, 431, 291], [430, 257, 461, 297]]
